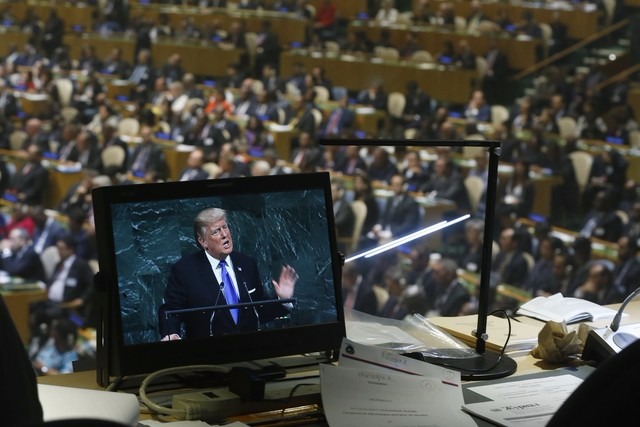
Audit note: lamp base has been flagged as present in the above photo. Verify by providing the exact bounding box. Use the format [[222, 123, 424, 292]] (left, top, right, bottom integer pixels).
[[404, 351, 517, 381]]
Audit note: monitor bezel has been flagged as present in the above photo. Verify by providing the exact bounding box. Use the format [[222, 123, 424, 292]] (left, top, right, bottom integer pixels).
[[92, 172, 345, 386]]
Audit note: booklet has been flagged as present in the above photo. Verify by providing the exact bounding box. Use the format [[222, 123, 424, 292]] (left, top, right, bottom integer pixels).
[[516, 293, 619, 324]]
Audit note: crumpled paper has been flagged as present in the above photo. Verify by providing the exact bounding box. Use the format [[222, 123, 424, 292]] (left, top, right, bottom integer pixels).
[[531, 321, 591, 363]]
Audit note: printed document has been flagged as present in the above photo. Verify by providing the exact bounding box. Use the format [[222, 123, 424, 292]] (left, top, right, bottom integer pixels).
[[462, 374, 583, 426]]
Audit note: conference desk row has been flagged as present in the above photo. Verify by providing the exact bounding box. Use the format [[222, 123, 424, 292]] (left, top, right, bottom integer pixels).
[[36, 299, 640, 425], [349, 21, 540, 70]]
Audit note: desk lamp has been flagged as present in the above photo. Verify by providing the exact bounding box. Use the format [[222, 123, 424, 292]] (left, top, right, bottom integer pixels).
[[321, 138, 517, 380]]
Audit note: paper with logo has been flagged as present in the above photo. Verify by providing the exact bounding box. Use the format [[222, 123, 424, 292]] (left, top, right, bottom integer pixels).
[[320, 363, 476, 427]]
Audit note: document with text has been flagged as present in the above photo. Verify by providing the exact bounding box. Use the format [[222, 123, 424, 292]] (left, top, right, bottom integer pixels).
[[320, 364, 477, 427], [462, 374, 583, 426]]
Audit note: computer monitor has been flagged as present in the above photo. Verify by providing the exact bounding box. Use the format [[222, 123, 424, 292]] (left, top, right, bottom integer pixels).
[[92, 172, 345, 387]]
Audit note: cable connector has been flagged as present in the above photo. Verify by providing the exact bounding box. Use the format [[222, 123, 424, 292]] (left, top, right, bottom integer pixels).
[[172, 388, 242, 422]]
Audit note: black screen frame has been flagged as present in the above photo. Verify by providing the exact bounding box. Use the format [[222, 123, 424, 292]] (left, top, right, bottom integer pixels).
[[92, 172, 345, 387]]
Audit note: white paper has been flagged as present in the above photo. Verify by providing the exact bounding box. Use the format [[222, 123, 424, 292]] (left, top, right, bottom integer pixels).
[[320, 364, 476, 427], [338, 338, 461, 385], [345, 320, 425, 347], [462, 374, 583, 426]]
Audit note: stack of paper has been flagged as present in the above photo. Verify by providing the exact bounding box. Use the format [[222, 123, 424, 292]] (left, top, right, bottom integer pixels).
[[428, 314, 543, 357], [320, 338, 477, 427], [517, 293, 619, 324]]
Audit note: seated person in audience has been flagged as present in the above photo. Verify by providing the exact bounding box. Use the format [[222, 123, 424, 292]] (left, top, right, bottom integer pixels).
[[182, 73, 204, 100], [465, 0, 487, 32], [623, 200, 640, 245], [571, 261, 614, 305], [55, 123, 81, 163], [30, 233, 95, 337], [179, 148, 210, 181], [582, 149, 628, 212], [204, 86, 234, 116], [57, 175, 94, 217], [31, 206, 65, 255], [608, 236, 640, 303], [424, 257, 473, 317], [322, 95, 355, 138], [497, 159, 535, 220], [524, 235, 564, 297], [378, 267, 409, 320], [436, 40, 456, 65], [565, 236, 593, 296], [128, 48, 156, 102], [291, 131, 324, 172], [399, 32, 421, 59], [458, 219, 484, 273], [76, 44, 103, 75], [1, 203, 36, 240], [455, 40, 476, 70], [516, 10, 542, 39], [310, 66, 332, 95], [21, 118, 51, 154], [579, 188, 624, 243], [0, 227, 46, 282], [342, 261, 378, 315], [127, 125, 169, 181], [356, 79, 388, 111], [367, 174, 421, 245], [290, 90, 318, 137], [101, 47, 130, 77], [375, 0, 399, 26], [421, 156, 470, 213], [491, 227, 530, 288], [6, 144, 49, 206], [400, 150, 429, 192], [402, 80, 432, 129], [245, 115, 274, 153], [340, 30, 373, 55], [233, 83, 258, 119], [464, 90, 491, 122], [333, 145, 367, 176], [30, 317, 78, 376], [313, 0, 338, 40], [433, 2, 455, 28], [159, 53, 184, 86], [66, 207, 96, 262], [413, 0, 436, 25], [0, 79, 19, 118], [367, 146, 398, 185], [353, 172, 379, 239], [331, 180, 355, 252], [253, 90, 280, 123], [75, 131, 101, 171]]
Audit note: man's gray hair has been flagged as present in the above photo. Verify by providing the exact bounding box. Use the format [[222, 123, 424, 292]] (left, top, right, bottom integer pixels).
[[193, 208, 227, 244]]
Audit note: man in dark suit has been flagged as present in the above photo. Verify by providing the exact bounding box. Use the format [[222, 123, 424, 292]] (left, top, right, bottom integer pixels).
[[159, 208, 298, 340], [377, 174, 421, 239], [482, 39, 510, 106], [342, 261, 378, 316], [608, 236, 640, 303], [30, 233, 96, 337], [491, 227, 530, 288], [7, 144, 49, 206], [31, 206, 66, 255], [0, 227, 46, 282], [424, 257, 471, 317], [179, 148, 210, 181], [128, 125, 168, 181], [322, 95, 355, 138]]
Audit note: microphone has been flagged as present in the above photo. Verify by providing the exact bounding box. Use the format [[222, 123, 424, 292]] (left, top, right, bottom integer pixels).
[[582, 285, 640, 364], [243, 281, 261, 331], [209, 283, 224, 336], [610, 286, 640, 332]]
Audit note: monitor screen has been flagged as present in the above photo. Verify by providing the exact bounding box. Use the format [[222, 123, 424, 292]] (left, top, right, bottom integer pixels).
[[92, 172, 345, 385]]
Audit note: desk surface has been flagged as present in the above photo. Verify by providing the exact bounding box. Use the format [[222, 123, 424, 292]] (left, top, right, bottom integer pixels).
[[37, 299, 640, 424]]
